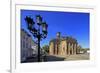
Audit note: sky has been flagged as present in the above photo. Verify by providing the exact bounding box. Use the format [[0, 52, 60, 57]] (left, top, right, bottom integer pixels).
[[21, 9, 90, 48]]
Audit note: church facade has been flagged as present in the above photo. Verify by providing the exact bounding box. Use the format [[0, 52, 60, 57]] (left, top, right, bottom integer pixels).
[[49, 32, 80, 55]]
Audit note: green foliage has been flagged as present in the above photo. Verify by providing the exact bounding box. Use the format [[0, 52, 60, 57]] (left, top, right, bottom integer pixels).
[[42, 45, 49, 53], [80, 48, 90, 53]]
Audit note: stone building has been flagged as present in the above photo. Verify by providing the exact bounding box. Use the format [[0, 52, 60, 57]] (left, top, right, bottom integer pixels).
[[49, 32, 80, 55]]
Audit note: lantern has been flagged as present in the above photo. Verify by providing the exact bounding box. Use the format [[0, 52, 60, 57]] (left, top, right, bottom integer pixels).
[[42, 22, 48, 34], [36, 15, 42, 25], [25, 16, 35, 30]]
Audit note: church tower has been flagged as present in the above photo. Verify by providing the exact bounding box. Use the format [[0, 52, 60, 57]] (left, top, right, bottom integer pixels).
[[56, 32, 61, 54], [56, 32, 61, 39]]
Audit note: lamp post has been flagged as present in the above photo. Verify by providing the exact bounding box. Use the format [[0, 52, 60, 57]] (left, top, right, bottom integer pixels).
[[25, 15, 48, 62]]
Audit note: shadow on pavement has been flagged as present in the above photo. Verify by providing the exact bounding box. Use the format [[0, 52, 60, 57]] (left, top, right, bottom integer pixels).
[[21, 55, 65, 63], [21, 57, 38, 63], [45, 55, 65, 61]]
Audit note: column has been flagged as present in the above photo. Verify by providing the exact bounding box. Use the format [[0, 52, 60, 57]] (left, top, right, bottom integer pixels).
[[76, 44, 78, 54], [55, 44, 57, 55], [71, 44, 74, 55], [59, 45, 61, 55], [73, 43, 75, 54], [66, 43, 68, 55], [74, 44, 76, 54], [64, 43, 67, 55], [68, 43, 70, 55], [49, 42, 54, 55], [67, 43, 69, 55]]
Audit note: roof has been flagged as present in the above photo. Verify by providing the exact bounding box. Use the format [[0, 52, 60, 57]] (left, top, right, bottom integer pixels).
[[49, 36, 77, 44], [21, 28, 31, 37]]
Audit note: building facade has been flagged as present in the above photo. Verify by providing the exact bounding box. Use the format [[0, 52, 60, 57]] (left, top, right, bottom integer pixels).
[[31, 39, 38, 55], [21, 29, 37, 62], [49, 32, 80, 55]]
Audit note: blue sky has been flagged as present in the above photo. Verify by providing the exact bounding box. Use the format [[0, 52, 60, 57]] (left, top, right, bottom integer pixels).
[[21, 10, 90, 48]]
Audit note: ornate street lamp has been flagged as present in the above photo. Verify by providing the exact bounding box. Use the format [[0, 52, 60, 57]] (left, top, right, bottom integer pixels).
[[25, 15, 48, 62]]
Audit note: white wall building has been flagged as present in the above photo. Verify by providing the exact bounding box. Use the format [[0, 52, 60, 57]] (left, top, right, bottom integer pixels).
[[21, 29, 36, 62], [31, 39, 38, 55]]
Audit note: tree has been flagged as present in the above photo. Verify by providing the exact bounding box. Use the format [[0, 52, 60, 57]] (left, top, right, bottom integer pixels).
[[42, 45, 49, 53]]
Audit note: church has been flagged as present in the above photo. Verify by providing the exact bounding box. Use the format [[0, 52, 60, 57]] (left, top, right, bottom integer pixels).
[[49, 32, 80, 55]]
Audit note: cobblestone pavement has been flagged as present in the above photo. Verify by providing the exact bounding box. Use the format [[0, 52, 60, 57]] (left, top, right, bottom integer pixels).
[[54, 53, 90, 61], [21, 53, 89, 63]]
